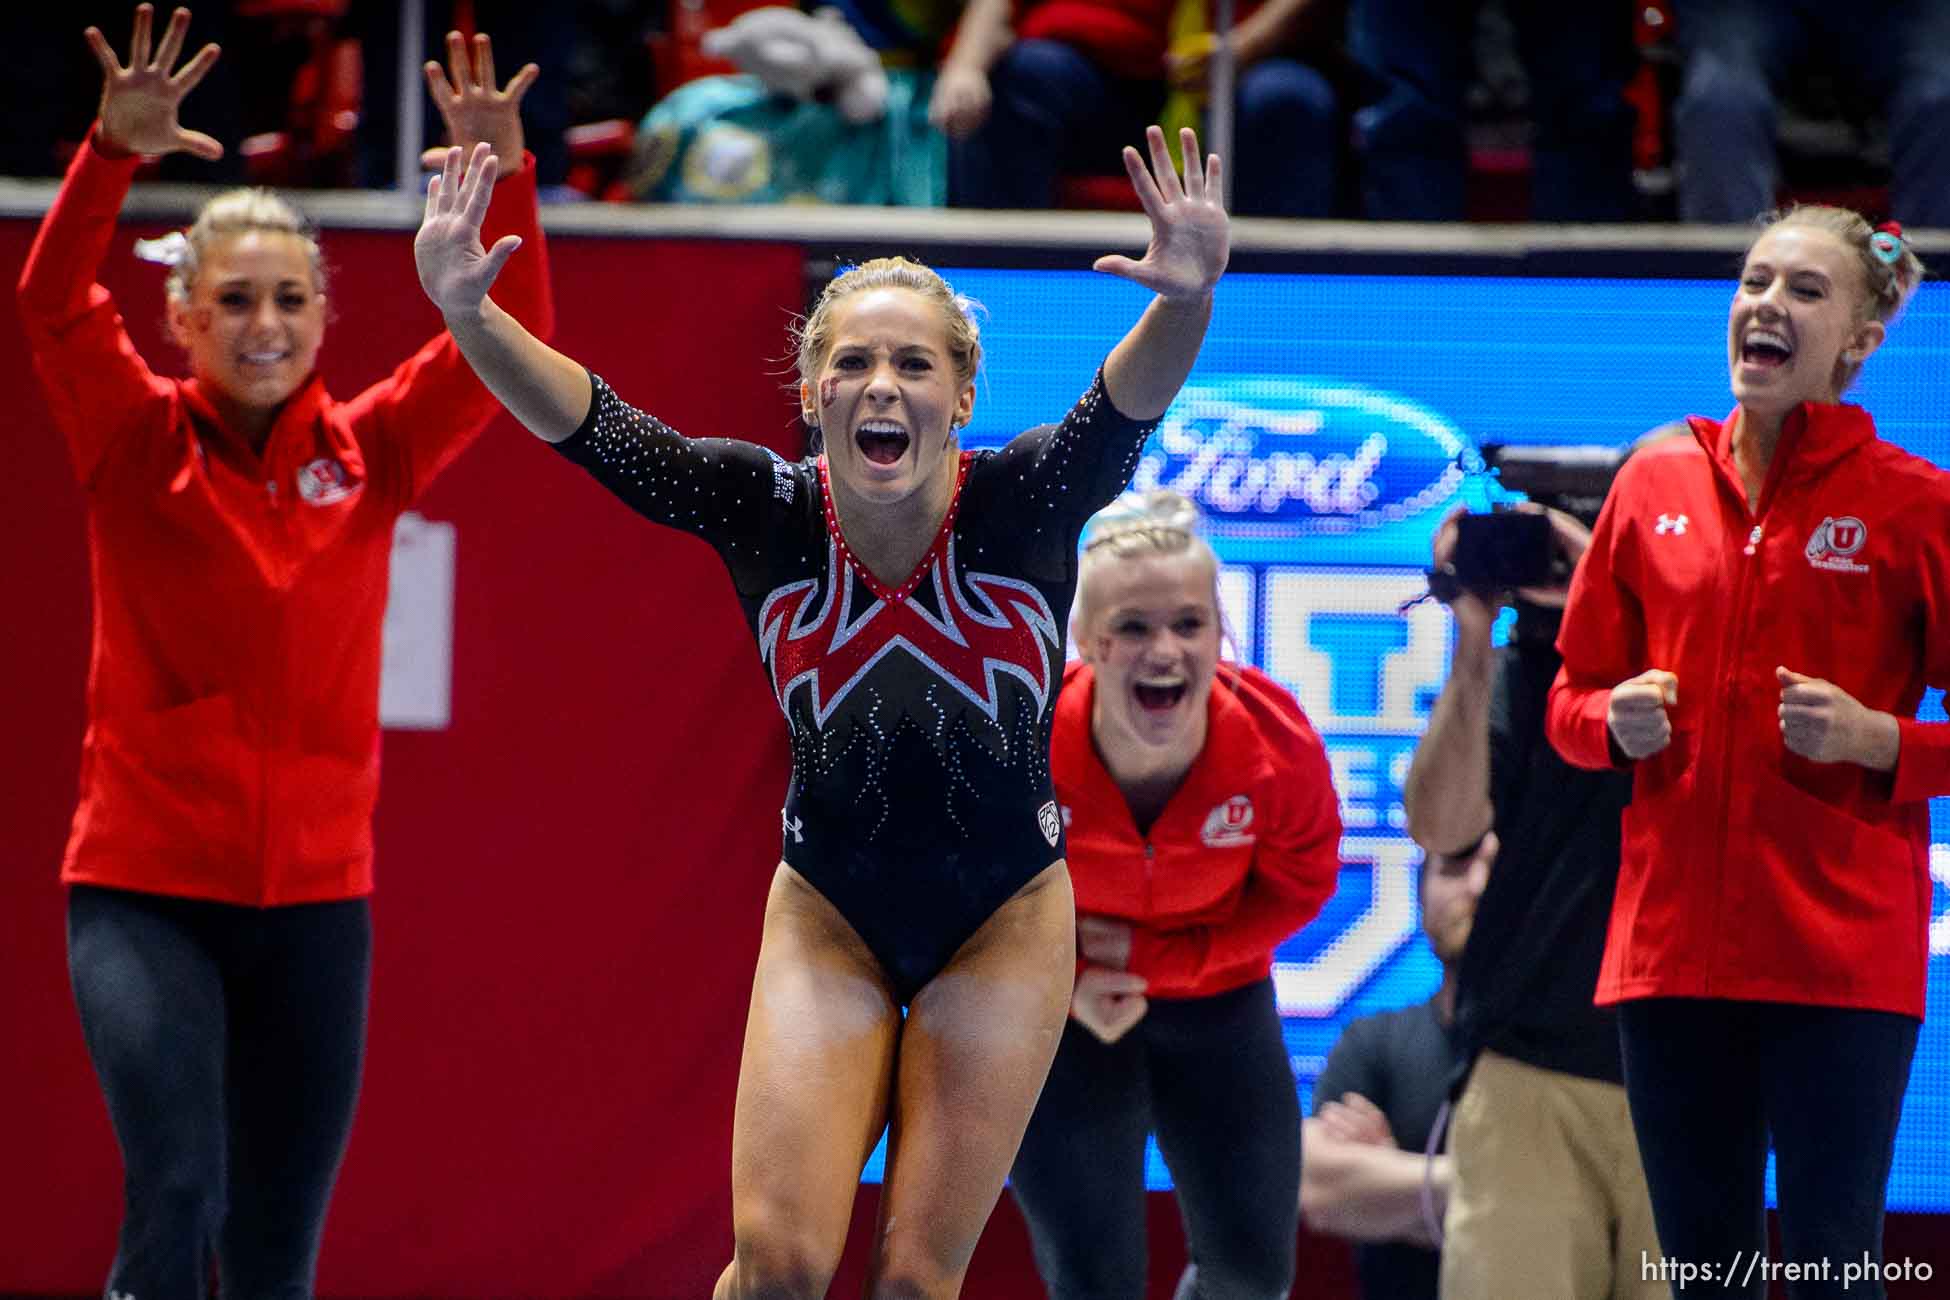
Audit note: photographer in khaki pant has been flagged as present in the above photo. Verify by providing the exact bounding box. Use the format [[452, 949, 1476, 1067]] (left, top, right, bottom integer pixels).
[[1405, 441, 1671, 1300]]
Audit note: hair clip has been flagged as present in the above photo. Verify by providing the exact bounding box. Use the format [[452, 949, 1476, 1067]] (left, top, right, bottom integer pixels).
[[1870, 221, 1904, 266], [133, 231, 191, 267]]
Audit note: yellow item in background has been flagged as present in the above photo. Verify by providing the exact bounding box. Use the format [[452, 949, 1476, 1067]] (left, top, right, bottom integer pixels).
[[1159, 0, 1210, 169]]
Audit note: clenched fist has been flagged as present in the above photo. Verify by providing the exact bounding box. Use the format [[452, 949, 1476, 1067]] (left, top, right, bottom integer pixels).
[[1777, 666, 1899, 770], [1608, 669, 1678, 760]]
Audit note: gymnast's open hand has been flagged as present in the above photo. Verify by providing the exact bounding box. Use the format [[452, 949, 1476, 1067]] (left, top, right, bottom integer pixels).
[[1094, 125, 1230, 303], [420, 30, 539, 172], [86, 4, 223, 160], [415, 142, 522, 320]]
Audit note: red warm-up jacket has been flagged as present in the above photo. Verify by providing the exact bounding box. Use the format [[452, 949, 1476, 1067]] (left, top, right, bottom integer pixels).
[[1547, 405, 1950, 1018], [1055, 660, 1343, 999], [19, 129, 554, 907]]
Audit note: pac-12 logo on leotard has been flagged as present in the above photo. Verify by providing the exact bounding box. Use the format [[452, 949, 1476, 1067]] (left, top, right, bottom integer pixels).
[[757, 535, 1060, 730], [1037, 801, 1062, 847]]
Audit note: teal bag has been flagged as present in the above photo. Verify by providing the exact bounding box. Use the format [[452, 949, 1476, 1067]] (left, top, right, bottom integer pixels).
[[630, 69, 946, 206]]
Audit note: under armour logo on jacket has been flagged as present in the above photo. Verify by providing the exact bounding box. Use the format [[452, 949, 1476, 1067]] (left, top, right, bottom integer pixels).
[[1655, 513, 1689, 535]]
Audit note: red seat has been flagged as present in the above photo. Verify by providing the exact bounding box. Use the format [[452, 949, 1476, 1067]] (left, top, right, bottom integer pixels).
[[1056, 173, 1146, 211]]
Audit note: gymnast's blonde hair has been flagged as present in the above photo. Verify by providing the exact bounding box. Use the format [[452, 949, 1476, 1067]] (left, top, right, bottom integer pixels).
[[1752, 205, 1926, 393], [791, 256, 982, 390], [1073, 489, 1222, 638]]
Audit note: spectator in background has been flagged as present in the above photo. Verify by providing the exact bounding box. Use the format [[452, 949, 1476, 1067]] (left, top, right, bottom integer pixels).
[[1348, 0, 1637, 220], [1403, 497, 1661, 1300], [1670, 0, 1950, 226], [830, 0, 1015, 143], [950, 0, 1346, 216], [1300, 835, 1488, 1300], [628, 0, 997, 204]]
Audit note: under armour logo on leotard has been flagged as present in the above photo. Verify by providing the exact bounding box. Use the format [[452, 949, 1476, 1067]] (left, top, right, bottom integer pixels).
[[782, 810, 804, 844], [757, 535, 1059, 730]]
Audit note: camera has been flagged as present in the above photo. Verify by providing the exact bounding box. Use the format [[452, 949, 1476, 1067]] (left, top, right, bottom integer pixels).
[[1478, 443, 1628, 529], [1426, 443, 1629, 602], [1447, 510, 1553, 595]]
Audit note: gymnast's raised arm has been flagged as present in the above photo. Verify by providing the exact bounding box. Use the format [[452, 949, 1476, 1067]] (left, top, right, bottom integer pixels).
[[1095, 124, 1230, 421], [414, 142, 588, 442]]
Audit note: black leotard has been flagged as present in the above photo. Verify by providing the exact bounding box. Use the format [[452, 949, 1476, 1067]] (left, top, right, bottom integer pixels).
[[552, 371, 1156, 1000]]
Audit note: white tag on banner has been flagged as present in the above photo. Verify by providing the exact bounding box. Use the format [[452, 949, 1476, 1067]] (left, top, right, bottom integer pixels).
[[380, 511, 456, 730]]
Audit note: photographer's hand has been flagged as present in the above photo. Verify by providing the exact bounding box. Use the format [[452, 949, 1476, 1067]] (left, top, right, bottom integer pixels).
[[1431, 507, 1497, 650], [1608, 670, 1678, 760], [1514, 505, 1593, 609], [1404, 508, 1497, 854]]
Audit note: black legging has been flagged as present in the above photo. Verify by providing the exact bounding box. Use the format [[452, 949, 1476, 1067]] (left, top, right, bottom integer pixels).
[[1009, 977, 1301, 1300], [1619, 998, 1919, 1300], [67, 884, 372, 1300]]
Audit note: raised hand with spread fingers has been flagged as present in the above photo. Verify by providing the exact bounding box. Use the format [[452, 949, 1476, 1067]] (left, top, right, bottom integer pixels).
[[420, 30, 540, 173], [1096, 125, 1231, 422], [415, 143, 524, 321], [1094, 125, 1230, 304], [85, 4, 223, 160]]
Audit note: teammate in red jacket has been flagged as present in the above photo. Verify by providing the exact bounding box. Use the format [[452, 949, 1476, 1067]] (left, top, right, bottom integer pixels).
[[1547, 206, 1939, 1296], [18, 9, 553, 1297], [1009, 489, 1342, 1300]]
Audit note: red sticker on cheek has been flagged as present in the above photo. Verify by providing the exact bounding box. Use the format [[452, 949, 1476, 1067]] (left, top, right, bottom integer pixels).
[[820, 377, 839, 410]]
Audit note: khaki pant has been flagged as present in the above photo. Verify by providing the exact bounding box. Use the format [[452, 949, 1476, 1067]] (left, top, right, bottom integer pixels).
[[1440, 1049, 1665, 1300]]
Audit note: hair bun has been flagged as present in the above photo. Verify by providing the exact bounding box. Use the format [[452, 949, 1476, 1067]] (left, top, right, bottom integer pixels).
[[1135, 488, 1200, 534], [1082, 488, 1203, 552]]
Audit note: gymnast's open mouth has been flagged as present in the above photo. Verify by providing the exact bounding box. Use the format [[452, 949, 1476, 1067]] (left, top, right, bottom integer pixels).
[[1133, 679, 1188, 712], [856, 419, 911, 465], [1740, 327, 1793, 368]]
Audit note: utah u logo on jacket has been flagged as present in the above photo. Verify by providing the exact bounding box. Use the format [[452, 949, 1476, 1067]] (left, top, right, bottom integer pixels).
[[1200, 795, 1256, 848], [1805, 515, 1870, 574], [295, 457, 362, 507], [757, 535, 1059, 730]]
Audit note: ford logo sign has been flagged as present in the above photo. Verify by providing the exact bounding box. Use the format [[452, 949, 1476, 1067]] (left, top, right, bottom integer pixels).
[[1129, 378, 1469, 538]]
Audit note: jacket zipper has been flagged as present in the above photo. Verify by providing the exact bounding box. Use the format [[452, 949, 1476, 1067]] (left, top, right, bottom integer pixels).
[[1142, 841, 1156, 918], [1707, 528, 1760, 988], [261, 474, 282, 901], [1703, 416, 1798, 988]]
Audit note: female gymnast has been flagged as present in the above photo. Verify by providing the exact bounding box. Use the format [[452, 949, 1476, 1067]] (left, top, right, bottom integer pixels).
[[1548, 209, 1942, 1298], [413, 124, 1228, 1297], [18, 7, 552, 1295], [1009, 489, 1341, 1300]]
